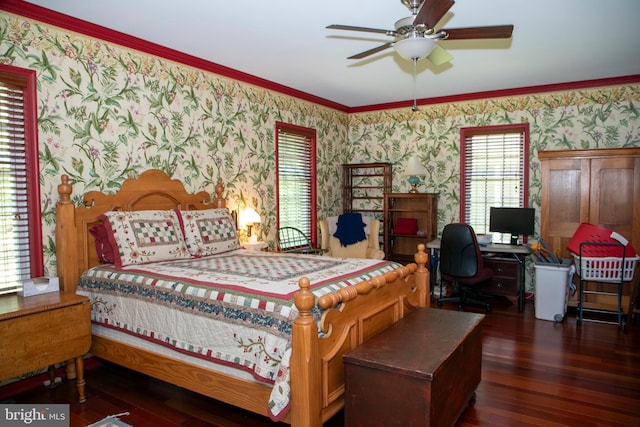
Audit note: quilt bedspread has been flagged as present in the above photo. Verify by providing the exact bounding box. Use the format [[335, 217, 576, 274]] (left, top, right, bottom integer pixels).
[[76, 249, 401, 420]]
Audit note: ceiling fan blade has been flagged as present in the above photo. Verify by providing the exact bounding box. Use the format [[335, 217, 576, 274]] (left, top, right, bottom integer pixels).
[[414, 0, 455, 29], [348, 42, 394, 59], [326, 24, 396, 36], [441, 25, 514, 40], [426, 44, 453, 66]]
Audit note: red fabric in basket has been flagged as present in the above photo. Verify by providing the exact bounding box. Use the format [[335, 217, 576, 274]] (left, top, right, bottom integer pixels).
[[567, 223, 636, 257]]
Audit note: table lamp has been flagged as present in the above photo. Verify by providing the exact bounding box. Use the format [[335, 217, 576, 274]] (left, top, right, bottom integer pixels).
[[405, 156, 427, 193], [239, 207, 261, 243]]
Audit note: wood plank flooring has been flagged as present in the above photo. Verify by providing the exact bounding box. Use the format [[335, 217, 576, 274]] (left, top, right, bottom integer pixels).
[[3, 301, 640, 426]]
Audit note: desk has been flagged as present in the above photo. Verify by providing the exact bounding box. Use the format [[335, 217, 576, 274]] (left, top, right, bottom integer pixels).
[[427, 239, 530, 311]]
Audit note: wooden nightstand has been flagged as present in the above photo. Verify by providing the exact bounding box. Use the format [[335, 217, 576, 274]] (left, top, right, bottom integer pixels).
[[243, 241, 267, 251], [0, 292, 91, 403]]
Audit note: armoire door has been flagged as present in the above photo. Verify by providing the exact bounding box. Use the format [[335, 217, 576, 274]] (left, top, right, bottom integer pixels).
[[589, 156, 640, 251], [540, 157, 590, 259]]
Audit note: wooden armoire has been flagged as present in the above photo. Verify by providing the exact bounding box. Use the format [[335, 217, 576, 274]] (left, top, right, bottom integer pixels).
[[539, 147, 640, 315]]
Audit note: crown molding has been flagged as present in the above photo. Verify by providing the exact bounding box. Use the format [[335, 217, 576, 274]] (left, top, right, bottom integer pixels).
[[3, 1, 639, 114]]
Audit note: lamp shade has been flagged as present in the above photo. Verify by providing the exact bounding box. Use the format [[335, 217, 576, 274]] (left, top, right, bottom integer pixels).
[[405, 156, 427, 176], [404, 156, 427, 193], [239, 207, 261, 227], [394, 37, 436, 60]]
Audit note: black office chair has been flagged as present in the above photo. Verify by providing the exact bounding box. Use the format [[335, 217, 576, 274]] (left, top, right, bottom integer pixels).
[[437, 223, 493, 312], [277, 226, 326, 255]]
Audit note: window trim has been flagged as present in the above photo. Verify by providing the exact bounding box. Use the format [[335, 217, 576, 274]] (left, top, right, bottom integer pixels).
[[459, 123, 530, 239], [275, 121, 318, 247], [0, 64, 44, 287]]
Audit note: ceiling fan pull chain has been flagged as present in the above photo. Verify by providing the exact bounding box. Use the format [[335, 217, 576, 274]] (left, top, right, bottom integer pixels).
[[412, 57, 418, 112]]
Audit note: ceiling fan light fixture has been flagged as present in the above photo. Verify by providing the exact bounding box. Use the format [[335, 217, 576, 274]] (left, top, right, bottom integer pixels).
[[394, 37, 436, 60]]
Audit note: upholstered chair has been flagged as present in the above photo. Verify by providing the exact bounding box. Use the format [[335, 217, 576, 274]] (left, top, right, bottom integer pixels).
[[320, 215, 385, 260]]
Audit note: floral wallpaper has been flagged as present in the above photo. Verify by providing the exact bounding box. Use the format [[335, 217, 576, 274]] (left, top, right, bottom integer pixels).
[[1, 11, 639, 293], [348, 87, 640, 226], [0, 11, 348, 271]]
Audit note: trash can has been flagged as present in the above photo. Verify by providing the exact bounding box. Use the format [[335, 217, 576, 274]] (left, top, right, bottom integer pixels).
[[534, 260, 575, 321]]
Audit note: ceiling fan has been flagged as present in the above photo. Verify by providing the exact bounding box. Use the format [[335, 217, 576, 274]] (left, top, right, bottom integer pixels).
[[326, 0, 514, 66]]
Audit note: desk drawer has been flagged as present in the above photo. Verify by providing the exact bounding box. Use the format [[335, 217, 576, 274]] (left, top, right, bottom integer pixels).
[[481, 277, 518, 296], [482, 258, 519, 296]]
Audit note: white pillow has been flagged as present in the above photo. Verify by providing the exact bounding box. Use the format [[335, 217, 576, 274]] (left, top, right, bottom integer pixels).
[[100, 210, 190, 267], [177, 208, 240, 256]]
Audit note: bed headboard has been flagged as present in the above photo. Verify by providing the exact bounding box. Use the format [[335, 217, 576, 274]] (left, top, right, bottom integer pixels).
[[55, 169, 226, 292]]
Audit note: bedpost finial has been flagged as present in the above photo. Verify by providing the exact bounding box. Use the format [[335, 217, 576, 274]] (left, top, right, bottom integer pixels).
[[294, 277, 315, 316], [58, 174, 72, 203], [215, 178, 224, 199], [211, 178, 226, 208], [414, 243, 427, 267]]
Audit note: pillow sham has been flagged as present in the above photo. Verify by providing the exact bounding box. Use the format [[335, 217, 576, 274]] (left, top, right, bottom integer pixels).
[[100, 210, 190, 267], [177, 208, 240, 256]]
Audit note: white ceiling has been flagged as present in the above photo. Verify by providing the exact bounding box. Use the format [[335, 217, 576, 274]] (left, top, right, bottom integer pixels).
[[23, 0, 640, 108]]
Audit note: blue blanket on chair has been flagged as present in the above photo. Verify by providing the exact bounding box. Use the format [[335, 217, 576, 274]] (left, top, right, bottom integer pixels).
[[333, 213, 366, 247]]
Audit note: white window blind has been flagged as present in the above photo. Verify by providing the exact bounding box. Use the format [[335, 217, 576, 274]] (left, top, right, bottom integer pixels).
[[1, 78, 29, 293], [461, 125, 529, 241], [0, 68, 41, 294], [276, 123, 316, 242]]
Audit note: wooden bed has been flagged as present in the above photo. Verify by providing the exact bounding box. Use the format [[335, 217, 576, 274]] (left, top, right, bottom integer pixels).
[[55, 169, 429, 427]]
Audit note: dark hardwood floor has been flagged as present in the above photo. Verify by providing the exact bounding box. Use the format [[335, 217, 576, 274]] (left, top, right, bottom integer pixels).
[[3, 300, 640, 427]]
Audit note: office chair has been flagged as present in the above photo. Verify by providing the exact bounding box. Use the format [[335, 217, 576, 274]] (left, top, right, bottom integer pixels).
[[437, 223, 493, 312], [277, 226, 326, 255]]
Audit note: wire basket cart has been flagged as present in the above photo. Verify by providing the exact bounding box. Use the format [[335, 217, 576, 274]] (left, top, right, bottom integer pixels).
[[573, 241, 639, 328]]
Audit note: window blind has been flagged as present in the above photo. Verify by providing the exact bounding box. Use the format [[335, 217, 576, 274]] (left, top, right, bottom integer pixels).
[[276, 123, 316, 241], [0, 78, 30, 293], [461, 125, 528, 239], [0, 67, 42, 294]]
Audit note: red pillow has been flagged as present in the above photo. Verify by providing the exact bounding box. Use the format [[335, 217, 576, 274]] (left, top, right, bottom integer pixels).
[[89, 219, 116, 264], [394, 218, 418, 235]]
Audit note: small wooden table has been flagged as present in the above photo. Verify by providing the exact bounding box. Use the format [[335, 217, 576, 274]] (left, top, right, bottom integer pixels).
[[0, 292, 91, 403], [343, 308, 485, 427], [243, 241, 268, 251]]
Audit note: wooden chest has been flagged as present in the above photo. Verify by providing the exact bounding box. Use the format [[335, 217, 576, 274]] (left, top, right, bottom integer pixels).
[[343, 308, 484, 427]]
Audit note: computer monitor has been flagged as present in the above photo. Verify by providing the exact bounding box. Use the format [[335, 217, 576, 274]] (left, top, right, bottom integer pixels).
[[489, 207, 535, 245]]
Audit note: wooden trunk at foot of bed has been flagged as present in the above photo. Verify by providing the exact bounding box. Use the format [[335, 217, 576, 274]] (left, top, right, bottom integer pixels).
[[55, 169, 429, 427]]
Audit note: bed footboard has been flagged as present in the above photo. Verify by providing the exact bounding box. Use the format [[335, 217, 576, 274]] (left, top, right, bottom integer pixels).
[[290, 246, 429, 427]]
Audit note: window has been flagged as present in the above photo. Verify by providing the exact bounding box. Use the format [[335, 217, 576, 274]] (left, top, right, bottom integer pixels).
[[276, 122, 317, 245], [460, 124, 530, 243], [0, 65, 43, 294]]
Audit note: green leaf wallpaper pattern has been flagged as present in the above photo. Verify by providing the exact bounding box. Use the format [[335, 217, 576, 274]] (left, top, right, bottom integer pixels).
[[1, 11, 639, 292]]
